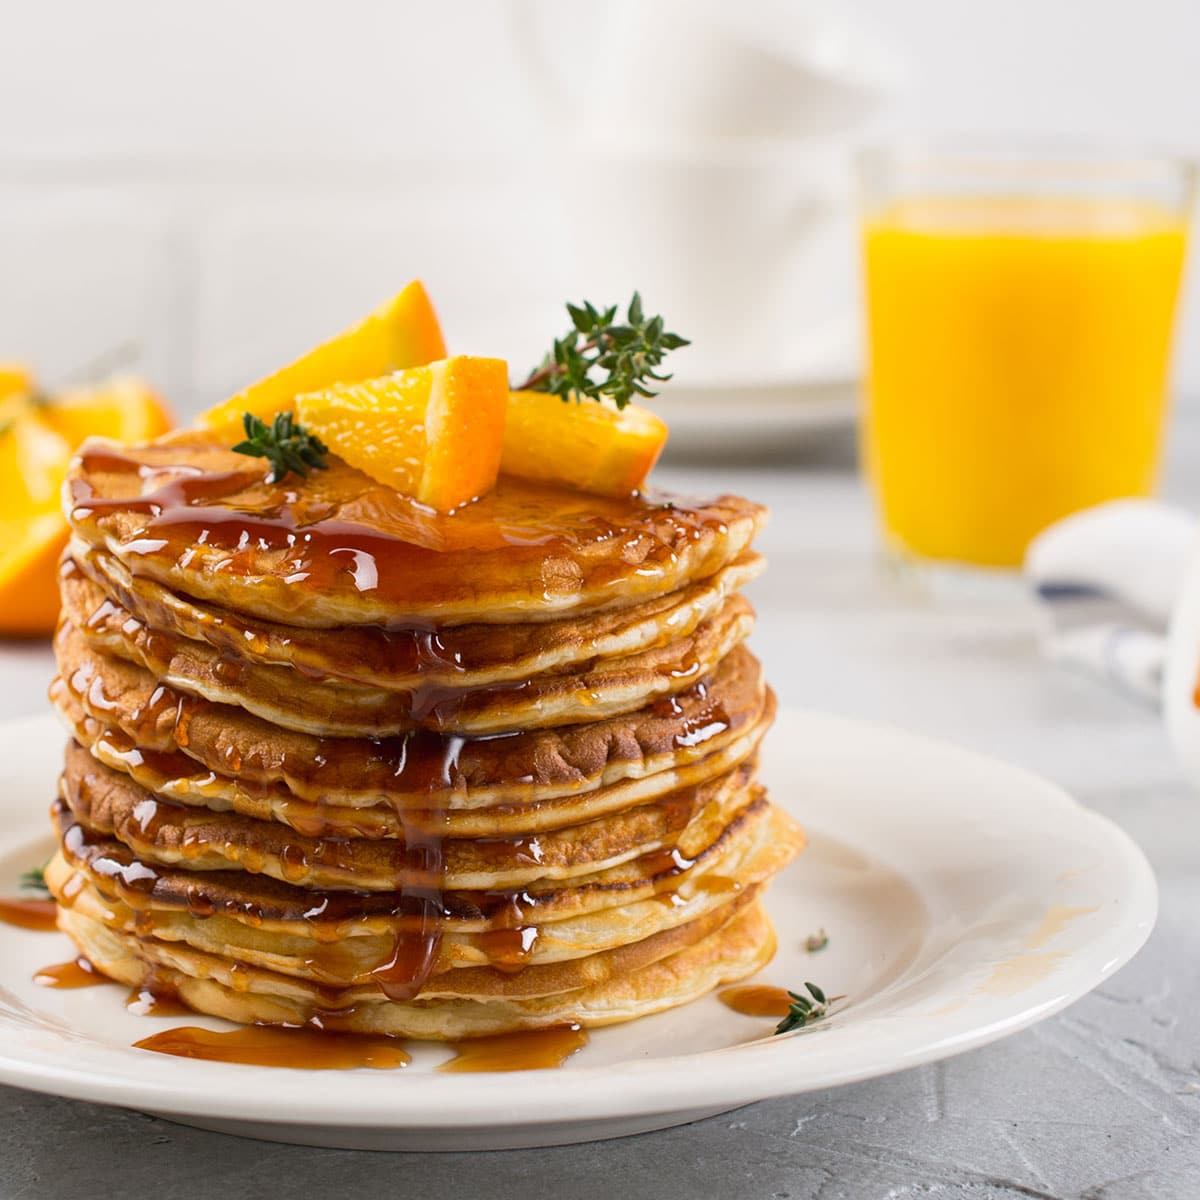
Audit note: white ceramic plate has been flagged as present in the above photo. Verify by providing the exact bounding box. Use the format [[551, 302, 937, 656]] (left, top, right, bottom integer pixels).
[[655, 377, 858, 459], [0, 710, 1155, 1151]]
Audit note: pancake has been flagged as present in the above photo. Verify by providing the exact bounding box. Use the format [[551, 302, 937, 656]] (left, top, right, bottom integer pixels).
[[62, 564, 756, 735], [66, 433, 768, 627], [49, 820, 796, 998], [52, 794, 802, 943], [70, 540, 766, 690], [56, 897, 776, 1037], [58, 741, 761, 890], [54, 868, 758, 998], [53, 622, 771, 812], [54, 681, 774, 838]]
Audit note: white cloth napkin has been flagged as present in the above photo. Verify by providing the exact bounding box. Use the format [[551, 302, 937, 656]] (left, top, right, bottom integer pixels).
[[1025, 499, 1198, 705]]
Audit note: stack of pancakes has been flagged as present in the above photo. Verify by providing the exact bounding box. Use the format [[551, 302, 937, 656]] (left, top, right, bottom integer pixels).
[[45, 431, 803, 1038]]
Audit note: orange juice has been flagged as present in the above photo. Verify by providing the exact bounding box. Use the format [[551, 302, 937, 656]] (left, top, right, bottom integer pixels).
[[863, 197, 1188, 566]]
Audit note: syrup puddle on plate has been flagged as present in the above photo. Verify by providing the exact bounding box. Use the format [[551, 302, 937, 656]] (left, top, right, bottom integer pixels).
[[126, 985, 191, 1017], [718, 985, 793, 1018], [134, 1025, 412, 1070], [0, 898, 58, 932], [133, 1023, 589, 1072], [439, 1025, 588, 1073], [33, 957, 109, 989]]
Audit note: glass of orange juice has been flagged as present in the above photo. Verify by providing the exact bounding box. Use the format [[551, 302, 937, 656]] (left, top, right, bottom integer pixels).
[[859, 144, 1196, 569]]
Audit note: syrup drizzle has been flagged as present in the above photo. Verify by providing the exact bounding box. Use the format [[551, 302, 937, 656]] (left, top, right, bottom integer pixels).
[[127, 970, 191, 1016], [718, 984, 793, 1018], [0, 898, 58, 931], [33, 957, 110, 989], [438, 1025, 588, 1072], [68, 443, 741, 623], [134, 1024, 411, 1069]]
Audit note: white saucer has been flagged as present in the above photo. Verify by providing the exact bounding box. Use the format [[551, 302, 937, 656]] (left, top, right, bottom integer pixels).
[[0, 710, 1155, 1151], [655, 377, 858, 458]]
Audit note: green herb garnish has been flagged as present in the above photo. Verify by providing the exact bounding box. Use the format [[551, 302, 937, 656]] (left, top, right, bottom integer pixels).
[[518, 292, 689, 409], [774, 981, 841, 1036], [804, 928, 829, 953], [19, 866, 49, 896], [232, 411, 329, 483]]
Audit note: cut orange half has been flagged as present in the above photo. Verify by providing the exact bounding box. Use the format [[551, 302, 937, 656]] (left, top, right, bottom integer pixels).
[[296, 356, 509, 512], [501, 390, 668, 497], [200, 281, 447, 433]]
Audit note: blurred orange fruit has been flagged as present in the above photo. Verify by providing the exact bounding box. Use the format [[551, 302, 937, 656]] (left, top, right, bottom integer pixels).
[[45, 378, 172, 450], [501, 390, 668, 497], [0, 414, 72, 637], [0, 376, 172, 637], [0, 362, 34, 403], [199, 280, 447, 433], [0, 513, 69, 637], [296, 356, 509, 512]]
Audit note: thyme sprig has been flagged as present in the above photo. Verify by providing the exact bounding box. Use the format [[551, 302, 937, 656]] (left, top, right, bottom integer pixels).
[[518, 293, 689, 409], [19, 866, 49, 896], [774, 981, 843, 1036], [232, 411, 329, 483]]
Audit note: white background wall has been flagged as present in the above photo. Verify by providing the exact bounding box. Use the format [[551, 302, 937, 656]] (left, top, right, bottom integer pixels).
[[3, 0, 1199, 418]]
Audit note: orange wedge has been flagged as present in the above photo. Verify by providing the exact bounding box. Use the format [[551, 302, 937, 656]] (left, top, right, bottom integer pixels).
[[501, 390, 668, 497], [0, 413, 73, 637], [199, 281, 447, 433], [0, 513, 69, 636], [43, 377, 172, 450], [296, 356, 509, 512]]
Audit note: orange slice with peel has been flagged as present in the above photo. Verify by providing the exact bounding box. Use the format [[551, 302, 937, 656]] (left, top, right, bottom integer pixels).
[[501, 390, 668, 497], [296, 356, 509, 512], [199, 281, 447, 433]]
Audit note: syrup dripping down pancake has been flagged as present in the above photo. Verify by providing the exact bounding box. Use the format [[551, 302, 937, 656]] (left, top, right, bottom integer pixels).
[[70, 541, 766, 691], [57, 896, 777, 1038], [66, 433, 768, 628], [58, 742, 764, 891], [55, 681, 774, 839], [47, 800, 801, 987], [52, 623, 770, 813], [61, 565, 757, 736], [51, 792, 800, 951]]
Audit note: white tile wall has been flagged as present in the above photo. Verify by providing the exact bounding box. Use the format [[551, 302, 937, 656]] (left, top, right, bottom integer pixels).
[[2, 0, 1199, 419]]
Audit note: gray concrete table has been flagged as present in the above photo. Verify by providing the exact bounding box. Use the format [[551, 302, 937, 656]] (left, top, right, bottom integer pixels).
[[1, 432, 1197, 1199]]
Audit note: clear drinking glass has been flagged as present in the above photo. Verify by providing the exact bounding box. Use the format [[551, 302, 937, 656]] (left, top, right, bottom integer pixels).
[[858, 143, 1196, 569]]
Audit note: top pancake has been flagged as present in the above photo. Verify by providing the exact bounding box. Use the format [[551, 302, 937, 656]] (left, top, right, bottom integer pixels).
[[67, 432, 768, 628]]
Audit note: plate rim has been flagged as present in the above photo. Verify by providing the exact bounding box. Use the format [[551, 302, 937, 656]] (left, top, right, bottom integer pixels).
[[0, 709, 1157, 1131]]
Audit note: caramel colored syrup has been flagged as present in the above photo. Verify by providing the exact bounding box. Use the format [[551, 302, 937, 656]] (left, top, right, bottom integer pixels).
[[0, 898, 58, 931], [718, 985, 793, 1018], [127, 987, 192, 1017], [134, 1024, 411, 1069], [67, 443, 738, 620], [33, 957, 110, 989], [126, 971, 191, 1017], [439, 1025, 588, 1073]]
